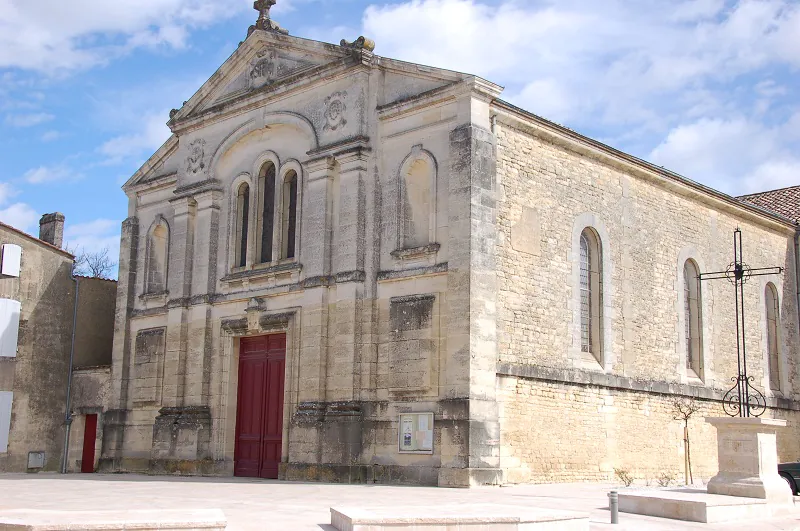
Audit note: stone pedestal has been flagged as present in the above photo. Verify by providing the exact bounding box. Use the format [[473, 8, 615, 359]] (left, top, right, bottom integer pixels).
[[705, 417, 792, 504]]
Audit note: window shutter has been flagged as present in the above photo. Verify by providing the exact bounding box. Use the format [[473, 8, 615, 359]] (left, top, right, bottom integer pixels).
[[1, 244, 21, 277], [0, 298, 21, 358], [0, 391, 12, 452]]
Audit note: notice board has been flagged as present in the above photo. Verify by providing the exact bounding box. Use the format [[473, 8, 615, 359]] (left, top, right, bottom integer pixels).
[[398, 412, 434, 454]]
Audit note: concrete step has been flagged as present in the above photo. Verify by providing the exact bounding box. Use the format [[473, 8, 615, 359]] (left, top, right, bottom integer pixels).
[[0, 508, 227, 530], [330, 505, 588, 530]]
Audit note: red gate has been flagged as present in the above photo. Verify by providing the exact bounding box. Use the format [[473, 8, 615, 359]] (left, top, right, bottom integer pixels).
[[81, 414, 98, 473], [234, 334, 286, 479]]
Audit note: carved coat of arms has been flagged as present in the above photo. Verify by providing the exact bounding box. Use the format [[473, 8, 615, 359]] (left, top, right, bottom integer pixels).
[[186, 139, 206, 174], [323, 91, 347, 132], [250, 48, 277, 88]]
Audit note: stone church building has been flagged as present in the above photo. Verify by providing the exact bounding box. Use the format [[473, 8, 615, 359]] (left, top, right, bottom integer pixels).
[[100, 5, 800, 487]]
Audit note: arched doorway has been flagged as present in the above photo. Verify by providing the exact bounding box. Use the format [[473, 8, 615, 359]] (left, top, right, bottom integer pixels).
[[233, 334, 286, 478]]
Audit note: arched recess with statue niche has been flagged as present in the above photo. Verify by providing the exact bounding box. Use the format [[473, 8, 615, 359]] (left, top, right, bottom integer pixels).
[[393, 145, 439, 259], [208, 115, 314, 479], [214, 120, 313, 275]]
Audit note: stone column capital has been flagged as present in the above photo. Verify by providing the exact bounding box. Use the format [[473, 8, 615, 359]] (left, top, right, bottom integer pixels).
[[303, 155, 336, 179], [193, 189, 223, 211], [169, 195, 197, 216], [336, 147, 370, 173]]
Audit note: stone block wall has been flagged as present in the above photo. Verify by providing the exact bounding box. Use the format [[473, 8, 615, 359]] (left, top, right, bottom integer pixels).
[[492, 109, 800, 483], [0, 225, 75, 473], [498, 373, 800, 484], [494, 119, 798, 388]]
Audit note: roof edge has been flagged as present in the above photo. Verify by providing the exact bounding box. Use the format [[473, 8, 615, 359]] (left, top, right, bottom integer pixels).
[[0, 221, 75, 258], [492, 99, 797, 231]]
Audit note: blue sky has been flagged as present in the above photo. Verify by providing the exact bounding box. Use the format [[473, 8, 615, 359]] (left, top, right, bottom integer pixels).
[[1, 0, 799, 271]]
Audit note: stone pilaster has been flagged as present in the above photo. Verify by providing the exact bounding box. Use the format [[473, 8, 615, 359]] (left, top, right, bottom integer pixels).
[[185, 190, 222, 406], [439, 124, 502, 487], [161, 196, 196, 409], [287, 157, 336, 470], [301, 156, 335, 280], [329, 148, 368, 402], [101, 216, 138, 470]]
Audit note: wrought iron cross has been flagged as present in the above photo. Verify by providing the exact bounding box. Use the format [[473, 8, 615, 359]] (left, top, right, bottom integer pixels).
[[699, 228, 783, 418]]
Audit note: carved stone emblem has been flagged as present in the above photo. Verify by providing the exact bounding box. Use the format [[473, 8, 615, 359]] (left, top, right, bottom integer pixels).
[[250, 48, 277, 88], [186, 139, 206, 174], [340, 36, 375, 52], [323, 91, 347, 132]]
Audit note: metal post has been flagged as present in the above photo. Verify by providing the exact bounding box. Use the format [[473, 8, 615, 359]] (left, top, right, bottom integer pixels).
[[684, 424, 690, 485], [608, 490, 619, 524]]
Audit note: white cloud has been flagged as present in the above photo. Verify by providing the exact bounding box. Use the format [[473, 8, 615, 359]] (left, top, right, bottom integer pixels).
[[0, 182, 37, 233], [90, 76, 204, 166], [649, 116, 800, 195], [23, 165, 83, 184], [0, 182, 16, 205], [99, 110, 172, 164], [0, 203, 39, 233], [64, 218, 122, 274], [4, 112, 54, 127], [41, 130, 62, 142], [0, 0, 254, 73], [358, 0, 800, 195]]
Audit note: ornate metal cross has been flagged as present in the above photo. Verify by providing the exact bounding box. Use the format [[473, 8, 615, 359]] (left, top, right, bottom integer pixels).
[[699, 228, 783, 418]]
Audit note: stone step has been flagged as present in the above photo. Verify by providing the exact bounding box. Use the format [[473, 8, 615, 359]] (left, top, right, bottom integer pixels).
[[0, 508, 227, 530], [330, 505, 588, 531], [618, 488, 796, 523]]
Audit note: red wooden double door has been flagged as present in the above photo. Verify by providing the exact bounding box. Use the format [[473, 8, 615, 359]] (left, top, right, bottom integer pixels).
[[234, 334, 286, 479]]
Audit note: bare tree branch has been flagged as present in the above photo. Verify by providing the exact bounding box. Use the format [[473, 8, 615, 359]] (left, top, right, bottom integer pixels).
[[671, 396, 700, 485], [65, 245, 117, 279]]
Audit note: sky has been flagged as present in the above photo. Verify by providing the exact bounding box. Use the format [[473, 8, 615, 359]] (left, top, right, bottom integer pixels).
[[1, 0, 799, 275]]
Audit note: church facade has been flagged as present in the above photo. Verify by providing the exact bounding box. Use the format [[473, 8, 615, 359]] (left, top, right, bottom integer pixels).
[[100, 9, 800, 487]]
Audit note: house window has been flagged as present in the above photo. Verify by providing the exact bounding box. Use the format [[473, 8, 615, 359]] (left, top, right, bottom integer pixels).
[[281, 171, 298, 259], [257, 162, 276, 264], [684, 259, 703, 377], [235, 183, 250, 268], [766, 282, 780, 390], [579, 228, 602, 363], [145, 221, 168, 293]]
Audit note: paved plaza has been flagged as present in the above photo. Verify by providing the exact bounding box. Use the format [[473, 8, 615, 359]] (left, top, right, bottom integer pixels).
[[0, 474, 799, 530]]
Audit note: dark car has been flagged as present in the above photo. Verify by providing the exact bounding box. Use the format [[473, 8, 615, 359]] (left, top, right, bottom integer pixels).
[[778, 462, 800, 494]]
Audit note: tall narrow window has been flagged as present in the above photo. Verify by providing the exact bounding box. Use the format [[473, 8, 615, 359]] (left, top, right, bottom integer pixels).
[[235, 183, 250, 268], [146, 222, 168, 293], [579, 228, 602, 363], [684, 259, 703, 377], [766, 283, 780, 390], [281, 171, 298, 259], [258, 162, 276, 264]]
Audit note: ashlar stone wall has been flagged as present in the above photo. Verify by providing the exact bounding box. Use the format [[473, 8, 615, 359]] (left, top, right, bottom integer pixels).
[[493, 107, 800, 484], [104, 27, 505, 487]]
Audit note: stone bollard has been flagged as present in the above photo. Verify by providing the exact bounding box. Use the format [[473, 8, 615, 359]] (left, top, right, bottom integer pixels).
[[608, 490, 619, 524]]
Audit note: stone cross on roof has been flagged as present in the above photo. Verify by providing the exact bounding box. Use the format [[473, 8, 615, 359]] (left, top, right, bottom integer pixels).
[[249, 0, 288, 35]]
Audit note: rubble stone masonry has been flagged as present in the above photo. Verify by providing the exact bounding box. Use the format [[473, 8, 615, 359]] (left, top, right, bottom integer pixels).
[[493, 109, 800, 484]]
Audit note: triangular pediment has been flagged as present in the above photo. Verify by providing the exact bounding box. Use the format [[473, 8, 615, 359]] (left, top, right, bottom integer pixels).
[[170, 31, 351, 123]]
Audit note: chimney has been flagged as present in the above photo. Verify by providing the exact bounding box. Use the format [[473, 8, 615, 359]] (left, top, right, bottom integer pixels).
[[39, 213, 65, 248]]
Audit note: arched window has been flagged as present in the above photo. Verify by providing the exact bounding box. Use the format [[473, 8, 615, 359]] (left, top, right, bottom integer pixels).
[[235, 183, 250, 268], [579, 228, 602, 362], [257, 162, 276, 264], [766, 282, 780, 390], [146, 221, 168, 293], [684, 259, 703, 377], [402, 157, 433, 248], [281, 171, 298, 259]]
